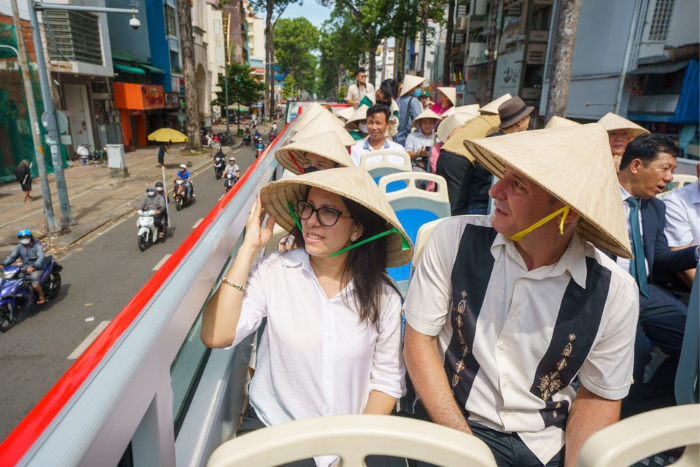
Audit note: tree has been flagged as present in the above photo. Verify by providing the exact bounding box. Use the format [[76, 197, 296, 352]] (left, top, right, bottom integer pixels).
[[317, 15, 366, 99], [442, 0, 455, 87], [545, 0, 582, 121], [282, 74, 298, 99], [177, 0, 201, 151], [211, 60, 265, 131], [273, 18, 319, 93]]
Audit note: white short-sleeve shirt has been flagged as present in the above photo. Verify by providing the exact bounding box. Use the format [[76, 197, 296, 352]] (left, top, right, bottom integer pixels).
[[350, 138, 407, 167], [404, 131, 434, 153], [663, 180, 700, 248], [404, 215, 638, 465], [231, 249, 406, 430]]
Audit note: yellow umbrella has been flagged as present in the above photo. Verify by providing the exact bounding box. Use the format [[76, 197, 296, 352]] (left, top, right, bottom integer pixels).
[[148, 128, 189, 143]]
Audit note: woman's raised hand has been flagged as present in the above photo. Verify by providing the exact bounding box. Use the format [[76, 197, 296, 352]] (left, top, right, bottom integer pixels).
[[243, 195, 276, 252]]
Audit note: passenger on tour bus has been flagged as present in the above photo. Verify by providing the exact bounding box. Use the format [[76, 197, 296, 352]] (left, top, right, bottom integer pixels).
[[350, 105, 406, 167], [403, 124, 639, 467], [274, 132, 354, 175], [597, 112, 650, 173], [201, 168, 413, 467]]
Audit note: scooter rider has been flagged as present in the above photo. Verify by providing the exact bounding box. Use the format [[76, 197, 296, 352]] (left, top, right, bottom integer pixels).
[[174, 163, 193, 199], [155, 181, 169, 226], [223, 156, 240, 180], [0, 230, 46, 304], [136, 185, 166, 238]]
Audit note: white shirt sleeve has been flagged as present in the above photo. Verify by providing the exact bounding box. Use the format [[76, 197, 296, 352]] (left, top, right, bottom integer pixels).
[[231, 258, 269, 347], [579, 278, 639, 400], [350, 144, 362, 166], [404, 219, 462, 335], [404, 133, 419, 152], [663, 194, 693, 247], [368, 290, 407, 399]]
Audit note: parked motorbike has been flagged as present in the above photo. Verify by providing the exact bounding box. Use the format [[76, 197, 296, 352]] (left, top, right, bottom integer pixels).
[[224, 172, 238, 193], [173, 179, 193, 211], [0, 258, 62, 332], [136, 209, 166, 252], [214, 152, 225, 179]]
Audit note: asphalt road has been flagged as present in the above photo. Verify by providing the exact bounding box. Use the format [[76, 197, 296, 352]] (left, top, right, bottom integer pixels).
[[0, 143, 260, 442]]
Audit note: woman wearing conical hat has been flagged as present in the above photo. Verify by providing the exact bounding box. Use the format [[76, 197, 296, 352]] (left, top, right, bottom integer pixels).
[[202, 168, 413, 467], [275, 132, 354, 175], [598, 112, 650, 172], [430, 87, 457, 116], [404, 124, 638, 467], [405, 109, 441, 170]]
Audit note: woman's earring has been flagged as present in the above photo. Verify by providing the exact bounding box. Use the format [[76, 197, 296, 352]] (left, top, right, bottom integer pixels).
[[351, 235, 357, 242]]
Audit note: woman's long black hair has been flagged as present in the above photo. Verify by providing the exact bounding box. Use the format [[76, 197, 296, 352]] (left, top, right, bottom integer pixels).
[[291, 196, 400, 329]]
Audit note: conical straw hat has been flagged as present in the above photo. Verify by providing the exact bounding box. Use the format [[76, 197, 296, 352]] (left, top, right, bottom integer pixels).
[[293, 102, 329, 133], [442, 114, 501, 161], [260, 167, 414, 268], [291, 111, 356, 146], [443, 104, 480, 117], [411, 108, 442, 129], [399, 75, 426, 96], [597, 112, 649, 139], [437, 112, 478, 143], [345, 105, 368, 130], [480, 93, 512, 115], [462, 124, 632, 259], [335, 106, 356, 122], [437, 87, 457, 106], [545, 116, 581, 129], [275, 132, 354, 175]]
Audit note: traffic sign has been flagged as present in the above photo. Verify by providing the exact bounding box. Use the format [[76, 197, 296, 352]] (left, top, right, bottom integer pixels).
[[41, 110, 69, 134]]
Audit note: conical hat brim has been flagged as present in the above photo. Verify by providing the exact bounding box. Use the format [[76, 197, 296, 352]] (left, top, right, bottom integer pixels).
[[462, 124, 633, 258], [480, 93, 512, 114], [597, 113, 650, 139], [438, 87, 457, 106], [294, 103, 329, 132], [400, 75, 426, 96], [275, 132, 354, 175], [291, 111, 356, 146], [412, 109, 442, 128], [545, 116, 581, 129], [437, 112, 478, 143], [346, 105, 368, 128], [260, 167, 414, 268], [335, 106, 356, 121], [442, 114, 501, 161], [443, 104, 480, 117]]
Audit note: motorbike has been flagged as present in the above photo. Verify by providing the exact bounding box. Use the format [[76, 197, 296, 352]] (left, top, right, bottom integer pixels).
[[136, 209, 166, 252], [214, 152, 225, 179], [173, 179, 193, 211], [200, 130, 221, 150], [243, 134, 252, 146], [224, 172, 238, 193], [0, 257, 63, 332]]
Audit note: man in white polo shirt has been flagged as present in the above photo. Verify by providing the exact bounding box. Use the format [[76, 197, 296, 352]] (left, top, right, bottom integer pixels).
[[403, 124, 638, 466], [350, 104, 407, 167]]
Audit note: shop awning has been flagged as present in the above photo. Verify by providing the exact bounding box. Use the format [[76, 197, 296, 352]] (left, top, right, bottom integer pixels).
[[226, 104, 249, 111], [114, 63, 146, 75], [140, 64, 166, 74], [628, 60, 689, 75]]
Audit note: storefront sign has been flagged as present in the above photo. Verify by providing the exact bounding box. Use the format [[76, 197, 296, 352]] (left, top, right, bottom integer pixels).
[[493, 49, 524, 98]]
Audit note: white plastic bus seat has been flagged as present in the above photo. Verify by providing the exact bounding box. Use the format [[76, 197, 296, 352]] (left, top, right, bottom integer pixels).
[[676, 263, 699, 405], [412, 215, 483, 271], [207, 414, 497, 467], [658, 174, 697, 197], [263, 224, 289, 256], [576, 404, 700, 467], [359, 150, 412, 191], [378, 173, 451, 296]]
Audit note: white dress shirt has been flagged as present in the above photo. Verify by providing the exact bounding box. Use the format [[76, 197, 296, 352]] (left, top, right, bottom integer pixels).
[[404, 215, 638, 465], [663, 180, 700, 248], [350, 138, 407, 167], [617, 185, 650, 275], [232, 249, 406, 441]]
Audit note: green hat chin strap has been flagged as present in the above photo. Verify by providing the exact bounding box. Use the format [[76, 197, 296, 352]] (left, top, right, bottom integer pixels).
[[286, 202, 410, 258]]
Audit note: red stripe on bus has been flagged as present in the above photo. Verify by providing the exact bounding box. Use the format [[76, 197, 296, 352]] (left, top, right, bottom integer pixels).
[[0, 125, 288, 466]]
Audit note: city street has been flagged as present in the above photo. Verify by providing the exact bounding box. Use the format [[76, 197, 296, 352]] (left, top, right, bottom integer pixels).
[[0, 140, 260, 441]]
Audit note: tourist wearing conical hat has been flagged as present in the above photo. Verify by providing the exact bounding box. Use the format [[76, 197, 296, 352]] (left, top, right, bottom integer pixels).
[[405, 109, 441, 171], [350, 105, 407, 167], [598, 112, 650, 172], [275, 132, 354, 175], [202, 167, 413, 467], [430, 87, 457, 116], [345, 105, 369, 141], [425, 111, 478, 192], [615, 134, 699, 416], [395, 74, 427, 146], [404, 124, 638, 467]]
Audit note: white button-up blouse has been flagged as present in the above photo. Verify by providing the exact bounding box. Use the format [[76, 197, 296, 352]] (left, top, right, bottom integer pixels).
[[231, 248, 406, 428]]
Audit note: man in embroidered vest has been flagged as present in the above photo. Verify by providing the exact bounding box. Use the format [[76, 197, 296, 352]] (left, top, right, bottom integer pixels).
[[404, 124, 639, 466]]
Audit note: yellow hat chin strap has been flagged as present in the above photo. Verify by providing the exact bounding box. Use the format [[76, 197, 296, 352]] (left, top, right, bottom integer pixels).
[[507, 205, 570, 242]]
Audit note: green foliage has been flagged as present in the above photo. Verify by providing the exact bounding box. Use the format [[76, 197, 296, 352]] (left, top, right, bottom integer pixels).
[[282, 74, 298, 99], [317, 15, 366, 99], [211, 60, 265, 108], [273, 18, 319, 93]]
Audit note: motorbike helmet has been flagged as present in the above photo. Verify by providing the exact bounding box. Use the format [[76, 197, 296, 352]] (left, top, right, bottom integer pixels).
[[17, 229, 32, 238], [228, 157, 236, 162], [179, 164, 188, 170], [146, 185, 156, 196], [155, 181, 164, 192]]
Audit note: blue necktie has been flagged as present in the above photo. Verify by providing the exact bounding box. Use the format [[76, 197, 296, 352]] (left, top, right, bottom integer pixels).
[[627, 197, 649, 297]]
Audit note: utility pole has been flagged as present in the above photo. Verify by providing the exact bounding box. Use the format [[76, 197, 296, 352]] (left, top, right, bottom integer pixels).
[[10, 0, 59, 233], [28, 2, 75, 230], [545, 0, 582, 121], [485, 0, 499, 102]]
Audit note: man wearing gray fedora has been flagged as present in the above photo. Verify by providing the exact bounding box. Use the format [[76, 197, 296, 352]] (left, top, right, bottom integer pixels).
[[490, 96, 534, 137]]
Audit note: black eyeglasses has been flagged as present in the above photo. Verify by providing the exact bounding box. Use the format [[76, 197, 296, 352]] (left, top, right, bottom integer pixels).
[[296, 200, 352, 227]]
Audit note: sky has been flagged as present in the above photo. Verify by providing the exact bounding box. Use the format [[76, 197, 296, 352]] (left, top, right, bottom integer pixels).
[[282, 1, 333, 29]]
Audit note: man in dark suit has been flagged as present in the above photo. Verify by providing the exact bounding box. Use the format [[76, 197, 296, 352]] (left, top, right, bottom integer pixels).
[[617, 134, 699, 409]]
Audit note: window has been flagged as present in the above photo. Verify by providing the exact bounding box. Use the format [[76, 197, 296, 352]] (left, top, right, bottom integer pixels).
[[43, 10, 103, 65], [216, 46, 223, 63], [165, 5, 177, 37], [214, 20, 221, 35], [648, 0, 674, 41]]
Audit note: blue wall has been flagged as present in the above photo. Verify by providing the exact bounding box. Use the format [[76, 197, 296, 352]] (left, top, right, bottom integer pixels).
[[144, 0, 172, 91], [105, 0, 151, 58]]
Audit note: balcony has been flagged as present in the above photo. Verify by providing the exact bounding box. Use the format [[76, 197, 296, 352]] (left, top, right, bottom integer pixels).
[[466, 42, 488, 66], [521, 87, 541, 101], [526, 43, 547, 64], [454, 16, 469, 33], [451, 43, 467, 55], [469, 15, 486, 31], [529, 30, 549, 43]]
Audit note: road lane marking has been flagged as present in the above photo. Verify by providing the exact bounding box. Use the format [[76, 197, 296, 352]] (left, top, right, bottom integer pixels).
[[153, 254, 172, 271], [218, 194, 224, 201], [193, 218, 203, 229], [68, 321, 111, 360]]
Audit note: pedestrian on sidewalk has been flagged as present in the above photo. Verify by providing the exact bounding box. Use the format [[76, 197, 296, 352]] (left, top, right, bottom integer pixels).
[[14, 160, 32, 202], [158, 142, 170, 167]]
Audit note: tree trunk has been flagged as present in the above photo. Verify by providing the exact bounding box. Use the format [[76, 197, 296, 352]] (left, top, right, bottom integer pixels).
[[380, 38, 388, 81], [442, 0, 455, 87], [545, 0, 582, 121], [368, 41, 377, 87], [177, 0, 201, 151], [265, 0, 274, 120], [419, 0, 428, 75]]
